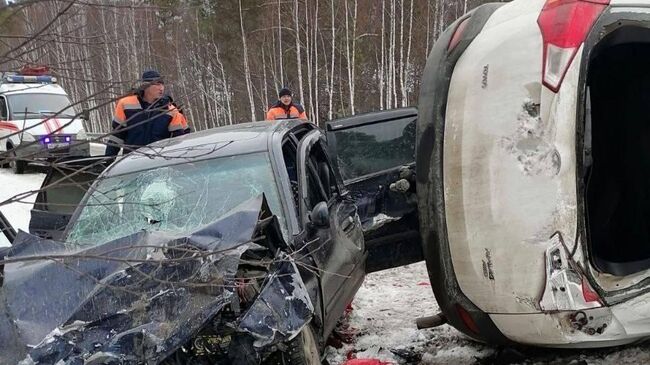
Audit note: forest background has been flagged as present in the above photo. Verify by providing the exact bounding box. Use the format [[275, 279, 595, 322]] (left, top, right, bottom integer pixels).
[[0, 0, 506, 132]]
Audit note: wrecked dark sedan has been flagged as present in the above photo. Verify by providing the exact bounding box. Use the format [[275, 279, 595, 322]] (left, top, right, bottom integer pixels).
[[0, 116, 422, 364]]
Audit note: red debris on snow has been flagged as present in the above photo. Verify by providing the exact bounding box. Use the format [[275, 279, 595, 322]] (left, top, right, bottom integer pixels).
[[327, 301, 358, 348], [327, 320, 358, 348], [417, 281, 431, 286], [342, 359, 392, 365]]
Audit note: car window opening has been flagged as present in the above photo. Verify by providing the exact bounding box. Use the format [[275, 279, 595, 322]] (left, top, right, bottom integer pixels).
[[333, 117, 416, 181], [282, 139, 300, 216], [305, 142, 336, 212], [0, 96, 7, 120], [585, 25, 650, 276]]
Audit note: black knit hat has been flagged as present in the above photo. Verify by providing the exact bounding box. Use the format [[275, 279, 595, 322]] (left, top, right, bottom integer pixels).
[[278, 88, 292, 98], [141, 69, 163, 83]]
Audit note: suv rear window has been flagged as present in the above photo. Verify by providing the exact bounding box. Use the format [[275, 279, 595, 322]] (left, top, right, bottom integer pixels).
[[36, 166, 100, 215], [333, 117, 416, 180]]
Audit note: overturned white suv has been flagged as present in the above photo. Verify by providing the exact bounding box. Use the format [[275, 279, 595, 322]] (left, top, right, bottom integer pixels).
[[0, 69, 89, 174], [417, 0, 650, 348]]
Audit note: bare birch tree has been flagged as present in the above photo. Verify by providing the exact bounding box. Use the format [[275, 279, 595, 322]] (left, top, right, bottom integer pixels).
[[239, 0, 256, 121]]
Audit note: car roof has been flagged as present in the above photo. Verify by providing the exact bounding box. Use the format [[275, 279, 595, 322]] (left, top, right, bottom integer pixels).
[[0, 83, 67, 96], [105, 119, 309, 176]]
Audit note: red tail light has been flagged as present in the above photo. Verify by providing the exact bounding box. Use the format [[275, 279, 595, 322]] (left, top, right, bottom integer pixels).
[[455, 304, 480, 335], [448, 17, 471, 52], [581, 276, 602, 304], [537, 0, 609, 92]]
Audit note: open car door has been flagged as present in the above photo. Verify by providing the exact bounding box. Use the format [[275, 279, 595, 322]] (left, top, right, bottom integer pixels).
[[29, 157, 108, 240], [326, 107, 422, 273]]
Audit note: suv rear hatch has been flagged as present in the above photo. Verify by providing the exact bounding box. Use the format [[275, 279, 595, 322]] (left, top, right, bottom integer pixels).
[[29, 157, 107, 240]]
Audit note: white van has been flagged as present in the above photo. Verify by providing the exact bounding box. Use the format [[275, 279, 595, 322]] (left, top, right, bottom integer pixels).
[[0, 72, 89, 174]]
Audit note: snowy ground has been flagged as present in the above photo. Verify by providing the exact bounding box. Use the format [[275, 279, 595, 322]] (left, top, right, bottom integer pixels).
[[324, 263, 494, 365], [0, 142, 104, 242], [1, 167, 650, 364], [0, 167, 45, 241], [326, 263, 650, 365]]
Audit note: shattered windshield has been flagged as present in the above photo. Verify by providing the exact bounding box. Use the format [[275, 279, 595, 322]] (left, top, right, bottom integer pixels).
[[7, 93, 76, 119], [65, 152, 285, 245]]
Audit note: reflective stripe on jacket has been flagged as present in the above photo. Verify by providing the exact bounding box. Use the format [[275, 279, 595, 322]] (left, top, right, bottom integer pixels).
[[106, 94, 188, 156], [265, 102, 307, 121]]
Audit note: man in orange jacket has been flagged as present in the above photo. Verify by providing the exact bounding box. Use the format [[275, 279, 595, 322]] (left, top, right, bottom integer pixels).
[[106, 70, 188, 156], [266, 88, 308, 121]]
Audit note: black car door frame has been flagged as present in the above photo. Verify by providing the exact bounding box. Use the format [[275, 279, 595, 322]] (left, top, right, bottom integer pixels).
[[325, 107, 423, 273], [296, 130, 365, 335]]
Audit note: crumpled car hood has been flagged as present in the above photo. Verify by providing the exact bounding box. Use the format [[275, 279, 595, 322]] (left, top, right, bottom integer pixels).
[[0, 195, 313, 365]]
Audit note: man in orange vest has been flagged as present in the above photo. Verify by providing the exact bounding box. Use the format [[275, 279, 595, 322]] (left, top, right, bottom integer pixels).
[[266, 88, 307, 121], [106, 70, 188, 156]]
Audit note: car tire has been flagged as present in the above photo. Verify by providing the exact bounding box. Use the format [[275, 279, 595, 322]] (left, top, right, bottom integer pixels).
[[267, 325, 321, 365], [9, 148, 25, 174]]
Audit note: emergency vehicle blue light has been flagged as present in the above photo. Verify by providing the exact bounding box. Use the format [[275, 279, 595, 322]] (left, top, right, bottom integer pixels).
[[43, 137, 51, 144], [3, 75, 57, 84]]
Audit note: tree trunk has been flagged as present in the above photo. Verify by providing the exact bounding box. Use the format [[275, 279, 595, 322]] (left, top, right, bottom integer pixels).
[[328, 0, 335, 120], [294, 0, 304, 105], [239, 0, 256, 121], [277, 0, 284, 87]]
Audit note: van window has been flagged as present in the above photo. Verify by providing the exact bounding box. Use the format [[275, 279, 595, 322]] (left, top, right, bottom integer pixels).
[[7, 94, 76, 119], [0, 96, 7, 120]]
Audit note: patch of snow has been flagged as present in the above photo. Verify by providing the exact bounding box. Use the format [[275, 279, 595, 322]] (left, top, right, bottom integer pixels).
[[17, 355, 35, 365], [363, 213, 401, 232], [326, 263, 492, 364], [89, 142, 105, 156], [150, 289, 172, 301], [0, 168, 45, 245], [326, 263, 650, 365]]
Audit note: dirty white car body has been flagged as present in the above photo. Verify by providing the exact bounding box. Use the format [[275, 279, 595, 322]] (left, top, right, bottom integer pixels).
[[417, 0, 650, 348]]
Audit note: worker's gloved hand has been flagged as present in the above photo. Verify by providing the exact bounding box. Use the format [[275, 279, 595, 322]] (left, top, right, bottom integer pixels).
[[399, 165, 415, 181], [389, 178, 410, 193]]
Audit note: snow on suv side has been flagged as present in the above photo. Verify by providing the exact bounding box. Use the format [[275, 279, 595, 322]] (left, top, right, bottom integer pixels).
[[418, 0, 650, 348], [0, 72, 89, 174]]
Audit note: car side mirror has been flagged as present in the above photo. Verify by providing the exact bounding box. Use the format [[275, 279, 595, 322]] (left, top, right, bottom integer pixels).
[[309, 201, 329, 228]]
